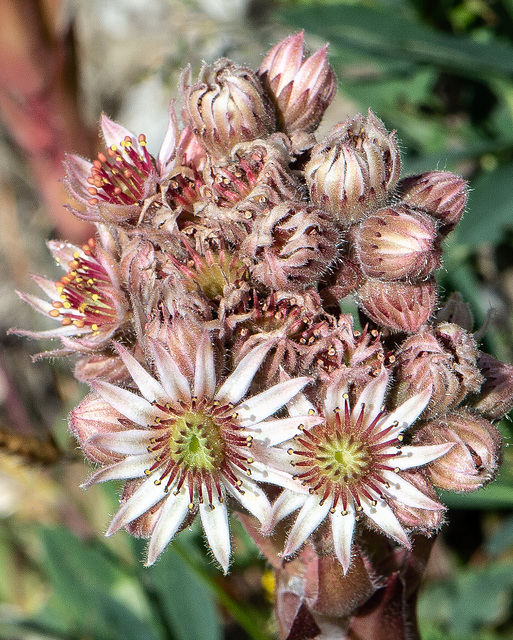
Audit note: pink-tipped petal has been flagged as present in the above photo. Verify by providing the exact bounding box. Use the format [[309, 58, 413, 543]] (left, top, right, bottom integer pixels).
[[217, 340, 275, 405], [92, 380, 165, 427], [194, 333, 216, 399], [114, 344, 167, 404], [149, 339, 191, 403]]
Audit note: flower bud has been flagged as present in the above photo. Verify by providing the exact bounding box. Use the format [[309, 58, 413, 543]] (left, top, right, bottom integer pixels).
[[243, 203, 339, 291], [471, 352, 513, 420], [354, 205, 441, 281], [393, 323, 482, 418], [258, 31, 336, 135], [396, 171, 467, 236], [416, 410, 502, 492], [181, 59, 275, 159], [305, 111, 400, 225], [357, 277, 437, 333]]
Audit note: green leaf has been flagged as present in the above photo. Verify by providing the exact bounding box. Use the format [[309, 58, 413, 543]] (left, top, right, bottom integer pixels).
[[278, 4, 513, 79], [142, 538, 223, 640], [36, 527, 159, 640], [453, 162, 513, 247]]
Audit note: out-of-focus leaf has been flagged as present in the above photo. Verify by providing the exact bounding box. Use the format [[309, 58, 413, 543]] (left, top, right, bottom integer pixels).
[[453, 162, 513, 247], [142, 537, 223, 640], [485, 514, 513, 556], [279, 4, 513, 79], [419, 562, 513, 635], [35, 527, 159, 640], [441, 481, 513, 509]]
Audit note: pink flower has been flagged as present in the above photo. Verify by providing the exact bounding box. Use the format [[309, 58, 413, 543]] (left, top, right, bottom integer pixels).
[[13, 234, 127, 350], [70, 333, 319, 572], [264, 371, 452, 573]]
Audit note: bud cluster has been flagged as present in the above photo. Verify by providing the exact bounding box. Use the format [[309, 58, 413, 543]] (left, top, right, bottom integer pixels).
[[12, 31, 512, 607]]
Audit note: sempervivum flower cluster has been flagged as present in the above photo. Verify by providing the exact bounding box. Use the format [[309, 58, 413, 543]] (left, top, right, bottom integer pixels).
[[13, 31, 513, 581]]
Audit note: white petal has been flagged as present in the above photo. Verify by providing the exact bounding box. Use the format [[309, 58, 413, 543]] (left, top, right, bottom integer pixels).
[[200, 493, 231, 573], [380, 470, 442, 510], [246, 415, 324, 445], [377, 388, 432, 440], [387, 443, 454, 471], [352, 369, 388, 429], [145, 488, 190, 565], [92, 380, 165, 426], [149, 338, 191, 403], [106, 477, 167, 535], [324, 375, 349, 416], [157, 101, 179, 177], [87, 430, 150, 455], [224, 472, 271, 528], [101, 113, 138, 150], [47, 239, 82, 265], [194, 333, 216, 399], [330, 508, 355, 574], [114, 344, 167, 404], [360, 497, 409, 547], [32, 275, 61, 300], [217, 341, 274, 406], [286, 390, 317, 418], [284, 495, 331, 556], [265, 490, 307, 534], [236, 377, 312, 426], [249, 460, 307, 493], [81, 453, 155, 487]]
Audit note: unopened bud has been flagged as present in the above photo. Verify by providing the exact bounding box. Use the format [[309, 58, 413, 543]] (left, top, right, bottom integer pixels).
[[357, 277, 437, 333], [393, 323, 482, 418], [305, 111, 400, 225], [182, 59, 275, 158], [258, 31, 336, 135], [471, 352, 513, 420], [396, 171, 467, 236], [354, 205, 441, 280], [416, 409, 502, 492]]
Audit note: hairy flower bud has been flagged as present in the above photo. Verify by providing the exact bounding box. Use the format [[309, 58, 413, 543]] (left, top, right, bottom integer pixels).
[[258, 31, 336, 136], [393, 323, 482, 418], [182, 59, 275, 159], [396, 171, 467, 236], [357, 278, 437, 333], [243, 203, 339, 291], [305, 111, 400, 225], [416, 410, 502, 492], [354, 205, 441, 281], [471, 353, 513, 420]]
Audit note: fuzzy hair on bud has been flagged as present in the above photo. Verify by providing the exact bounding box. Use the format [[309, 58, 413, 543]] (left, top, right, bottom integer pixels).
[[305, 111, 400, 226], [258, 31, 337, 136], [182, 59, 276, 159], [354, 205, 441, 281]]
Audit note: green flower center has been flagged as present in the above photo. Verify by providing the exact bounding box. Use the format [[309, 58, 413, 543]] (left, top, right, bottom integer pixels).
[[170, 411, 225, 472], [317, 435, 370, 484]]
